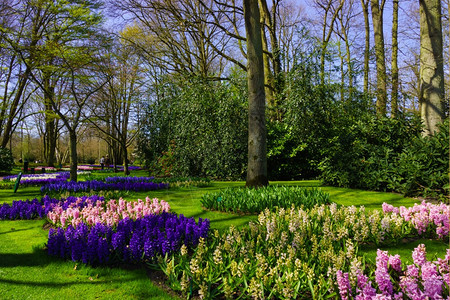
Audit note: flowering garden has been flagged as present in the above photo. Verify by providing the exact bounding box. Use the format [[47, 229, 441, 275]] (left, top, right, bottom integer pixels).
[[0, 169, 448, 299]]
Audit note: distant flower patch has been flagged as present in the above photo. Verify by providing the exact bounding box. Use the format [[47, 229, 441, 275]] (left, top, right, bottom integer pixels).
[[104, 176, 156, 184], [77, 165, 94, 171], [40, 180, 168, 194], [89, 165, 142, 171], [3, 171, 87, 187]]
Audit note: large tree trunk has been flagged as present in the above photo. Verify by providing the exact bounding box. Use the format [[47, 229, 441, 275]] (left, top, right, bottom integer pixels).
[[391, 0, 399, 118], [370, 0, 387, 116], [69, 129, 78, 182], [361, 0, 370, 94], [244, 0, 268, 187], [419, 0, 445, 135]]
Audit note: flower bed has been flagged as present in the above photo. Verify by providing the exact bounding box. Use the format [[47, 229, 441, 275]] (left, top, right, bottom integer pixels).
[[0, 195, 104, 220], [3, 171, 90, 187], [40, 180, 168, 195], [201, 185, 331, 214], [47, 197, 170, 228], [158, 202, 449, 299], [382, 201, 449, 239], [82, 175, 212, 188], [47, 212, 210, 265], [337, 245, 450, 299]]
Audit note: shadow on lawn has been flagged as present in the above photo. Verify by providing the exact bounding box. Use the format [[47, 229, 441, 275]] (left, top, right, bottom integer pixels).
[[0, 276, 140, 288], [0, 247, 51, 268], [0, 226, 36, 235]]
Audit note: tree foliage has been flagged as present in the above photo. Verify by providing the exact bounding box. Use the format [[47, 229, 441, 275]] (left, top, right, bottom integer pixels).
[[0, 147, 14, 172], [138, 73, 248, 179]]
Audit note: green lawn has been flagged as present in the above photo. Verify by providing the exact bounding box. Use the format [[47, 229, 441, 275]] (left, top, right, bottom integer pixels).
[[0, 179, 448, 299]]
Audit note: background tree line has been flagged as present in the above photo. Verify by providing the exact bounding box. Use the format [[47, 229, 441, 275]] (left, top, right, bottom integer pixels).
[[0, 0, 448, 194]]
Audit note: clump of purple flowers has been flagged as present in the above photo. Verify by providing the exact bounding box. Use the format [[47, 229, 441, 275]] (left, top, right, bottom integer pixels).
[[382, 201, 449, 239], [0, 195, 105, 220], [0, 198, 47, 220], [336, 245, 450, 299], [47, 212, 209, 265], [40, 180, 168, 194]]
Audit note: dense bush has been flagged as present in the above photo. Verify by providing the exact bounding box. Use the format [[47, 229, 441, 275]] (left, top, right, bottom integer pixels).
[[0, 147, 14, 172], [387, 120, 449, 197], [201, 185, 330, 214], [318, 115, 419, 189], [48, 212, 210, 265], [319, 116, 449, 198], [138, 74, 248, 179]]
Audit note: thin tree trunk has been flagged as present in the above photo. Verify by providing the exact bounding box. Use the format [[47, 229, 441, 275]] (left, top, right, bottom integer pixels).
[[391, 0, 399, 117], [361, 0, 370, 94], [122, 143, 129, 175], [244, 0, 268, 187], [338, 39, 345, 102], [44, 74, 57, 167], [419, 0, 445, 135], [69, 130, 78, 182], [319, 0, 344, 85], [370, 0, 387, 116], [1, 66, 30, 148]]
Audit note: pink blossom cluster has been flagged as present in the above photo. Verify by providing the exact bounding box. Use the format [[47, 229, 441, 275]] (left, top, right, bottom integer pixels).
[[336, 245, 450, 300], [382, 201, 449, 239], [47, 197, 171, 228], [77, 165, 94, 171]]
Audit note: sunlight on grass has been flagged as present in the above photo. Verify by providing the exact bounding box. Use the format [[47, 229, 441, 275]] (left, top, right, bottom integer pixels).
[[0, 177, 446, 299], [0, 220, 177, 300]]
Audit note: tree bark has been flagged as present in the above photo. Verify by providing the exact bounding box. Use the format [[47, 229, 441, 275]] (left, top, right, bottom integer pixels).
[[244, 0, 268, 187], [69, 129, 78, 182], [122, 143, 130, 175], [419, 0, 445, 135], [391, 0, 399, 117], [360, 0, 370, 94], [43, 73, 57, 167], [370, 0, 387, 116], [260, 14, 275, 108], [319, 0, 344, 85], [1, 66, 31, 148]]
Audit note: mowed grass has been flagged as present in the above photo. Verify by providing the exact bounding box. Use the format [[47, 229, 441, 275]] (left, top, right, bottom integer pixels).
[[0, 178, 448, 299], [0, 219, 178, 300]]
